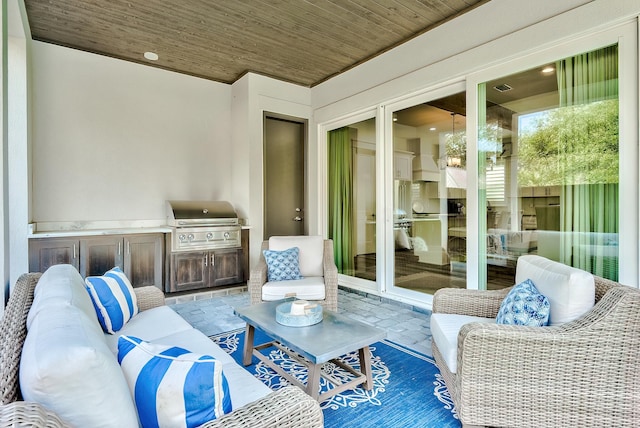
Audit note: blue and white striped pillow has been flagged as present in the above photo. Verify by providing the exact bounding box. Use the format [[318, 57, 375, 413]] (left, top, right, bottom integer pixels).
[[85, 267, 139, 334], [118, 336, 232, 428]]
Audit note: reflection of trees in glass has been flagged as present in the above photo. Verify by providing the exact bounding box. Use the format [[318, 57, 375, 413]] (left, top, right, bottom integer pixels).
[[518, 99, 618, 187]]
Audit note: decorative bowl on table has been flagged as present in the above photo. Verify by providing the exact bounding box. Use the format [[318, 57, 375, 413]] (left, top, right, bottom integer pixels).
[[275, 300, 323, 327]]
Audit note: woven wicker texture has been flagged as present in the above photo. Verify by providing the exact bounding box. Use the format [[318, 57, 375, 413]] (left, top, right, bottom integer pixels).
[[200, 386, 324, 428], [134, 285, 167, 311], [432, 275, 640, 427], [249, 239, 338, 311], [0, 273, 71, 427], [1, 271, 324, 427]]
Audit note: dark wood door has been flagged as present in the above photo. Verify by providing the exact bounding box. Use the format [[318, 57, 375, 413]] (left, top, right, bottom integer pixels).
[[264, 115, 306, 238], [125, 234, 164, 289], [211, 248, 243, 286], [80, 236, 124, 278], [170, 251, 208, 292], [29, 238, 80, 272]]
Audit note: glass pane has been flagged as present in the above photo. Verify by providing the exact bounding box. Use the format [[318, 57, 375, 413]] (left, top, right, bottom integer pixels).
[[480, 44, 619, 288], [391, 92, 467, 294], [328, 118, 377, 280]]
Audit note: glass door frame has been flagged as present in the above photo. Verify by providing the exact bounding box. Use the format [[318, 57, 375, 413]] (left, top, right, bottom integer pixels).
[[383, 81, 466, 305], [466, 21, 638, 289], [318, 107, 380, 293]]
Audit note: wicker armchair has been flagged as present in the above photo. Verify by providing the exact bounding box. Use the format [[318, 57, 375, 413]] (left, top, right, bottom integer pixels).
[[432, 275, 640, 428], [1, 272, 324, 428], [249, 237, 338, 311]]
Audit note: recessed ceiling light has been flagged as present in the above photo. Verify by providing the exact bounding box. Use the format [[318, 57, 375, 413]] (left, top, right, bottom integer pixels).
[[144, 51, 159, 61], [429, 127, 437, 131], [542, 66, 555, 74]]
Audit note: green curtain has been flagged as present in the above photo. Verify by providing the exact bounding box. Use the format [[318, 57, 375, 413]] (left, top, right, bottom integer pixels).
[[328, 127, 354, 274], [557, 45, 619, 280]]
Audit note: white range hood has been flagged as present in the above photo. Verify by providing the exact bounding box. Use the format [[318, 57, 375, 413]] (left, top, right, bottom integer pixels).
[[412, 154, 441, 181]]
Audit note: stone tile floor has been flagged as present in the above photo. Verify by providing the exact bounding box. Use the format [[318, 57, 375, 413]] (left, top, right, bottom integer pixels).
[[168, 287, 433, 356]]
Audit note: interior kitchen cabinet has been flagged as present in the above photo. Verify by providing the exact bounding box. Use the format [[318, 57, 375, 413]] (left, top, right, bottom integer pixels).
[[29, 233, 164, 289], [169, 248, 243, 293], [394, 151, 414, 181]]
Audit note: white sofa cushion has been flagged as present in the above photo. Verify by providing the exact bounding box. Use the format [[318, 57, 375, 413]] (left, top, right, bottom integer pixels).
[[515, 255, 595, 326], [20, 304, 139, 428], [27, 264, 97, 330], [118, 336, 232, 428], [268, 235, 324, 277], [261, 276, 326, 301], [103, 305, 194, 354], [431, 313, 495, 374], [152, 329, 272, 410]]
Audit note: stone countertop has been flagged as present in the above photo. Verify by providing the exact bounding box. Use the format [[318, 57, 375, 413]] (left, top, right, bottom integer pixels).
[[28, 221, 252, 238]]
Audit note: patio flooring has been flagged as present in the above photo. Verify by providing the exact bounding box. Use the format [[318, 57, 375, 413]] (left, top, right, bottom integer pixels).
[[166, 286, 433, 357]]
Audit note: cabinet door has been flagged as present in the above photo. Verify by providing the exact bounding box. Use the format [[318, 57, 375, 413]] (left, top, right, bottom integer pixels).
[[210, 248, 243, 286], [170, 251, 208, 293], [124, 234, 164, 289], [79, 236, 125, 278], [29, 238, 80, 273]]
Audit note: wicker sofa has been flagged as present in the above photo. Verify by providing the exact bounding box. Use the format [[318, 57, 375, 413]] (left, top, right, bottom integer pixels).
[[0, 265, 324, 427], [431, 255, 640, 428]]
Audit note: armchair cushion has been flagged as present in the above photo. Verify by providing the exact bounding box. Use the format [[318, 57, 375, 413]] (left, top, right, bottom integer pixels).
[[496, 278, 550, 326], [515, 255, 594, 326], [263, 247, 303, 282], [262, 277, 326, 301], [118, 336, 232, 428], [430, 314, 495, 373], [268, 236, 324, 277]]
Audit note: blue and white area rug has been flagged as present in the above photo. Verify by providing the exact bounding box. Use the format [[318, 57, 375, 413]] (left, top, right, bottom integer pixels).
[[211, 329, 460, 428]]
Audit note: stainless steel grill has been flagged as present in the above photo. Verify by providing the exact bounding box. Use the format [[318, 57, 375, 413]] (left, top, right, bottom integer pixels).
[[166, 200, 241, 252]]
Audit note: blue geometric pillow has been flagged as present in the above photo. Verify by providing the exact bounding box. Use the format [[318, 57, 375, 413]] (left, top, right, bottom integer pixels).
[[118, 336, 232, 428], [263, 247, 303, 282], [496, 278, 550, 327], [85, 267, 139, 334]]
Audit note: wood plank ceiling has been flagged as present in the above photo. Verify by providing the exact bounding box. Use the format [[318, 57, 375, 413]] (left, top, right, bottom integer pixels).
[[24, 0, 490, 87]]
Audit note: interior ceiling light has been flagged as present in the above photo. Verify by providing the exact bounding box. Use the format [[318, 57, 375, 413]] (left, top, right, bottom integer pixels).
[[493, 83, 512, 92], [542, 66, 555, 74], [429, 127, 437, 131], [144, 51, 159, 61]]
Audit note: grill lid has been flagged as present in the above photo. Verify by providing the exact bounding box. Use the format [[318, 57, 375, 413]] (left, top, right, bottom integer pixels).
[[166, 200, 238, 226]]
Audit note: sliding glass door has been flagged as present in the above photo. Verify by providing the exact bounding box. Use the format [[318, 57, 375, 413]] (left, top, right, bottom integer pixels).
[[478, 44, 620, 288], [327, 117, 378, 285], [386, 84, 468, 301]]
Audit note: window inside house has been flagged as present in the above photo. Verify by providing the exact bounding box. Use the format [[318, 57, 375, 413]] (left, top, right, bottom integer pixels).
[[479, 44, 619, 287]]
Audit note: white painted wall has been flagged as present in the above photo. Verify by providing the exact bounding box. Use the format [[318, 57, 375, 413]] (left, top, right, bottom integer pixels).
[[31, 42, 233, 224], [231, 73, 311, 265]]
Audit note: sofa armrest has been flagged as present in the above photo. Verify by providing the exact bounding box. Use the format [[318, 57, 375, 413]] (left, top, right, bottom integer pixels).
[[432, 287, 510, 318], [248, 241, 269, 305], [0, 402, 71, 427], [322, 239, 338, 311], [199, 386, 323, 428], [134, 286, 166, 311]]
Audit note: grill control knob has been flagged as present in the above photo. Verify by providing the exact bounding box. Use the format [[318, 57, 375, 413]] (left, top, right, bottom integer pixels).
[[206, 232, 213, 240], [224, 232, 230, 239], [187, 234, 194, 241], [179, 234, 186, 241]]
